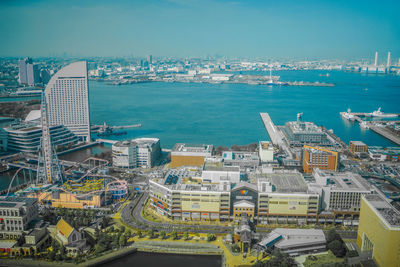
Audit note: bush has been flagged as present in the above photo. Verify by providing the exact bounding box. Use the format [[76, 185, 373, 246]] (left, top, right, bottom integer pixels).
[[326, 229, 347, 258], [206, 234, 216, 242], [147, 229, 154, 238], [347, 250, 359, 258], [231, 243, 241, 253], [170, 230, 178, 240], [159, 231, 166, 239], [183, 232, 189, 240], [327, 240, 347, 258]]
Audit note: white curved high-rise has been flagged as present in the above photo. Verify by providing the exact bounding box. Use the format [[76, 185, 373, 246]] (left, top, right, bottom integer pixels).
[[45, 61, 91, 141]]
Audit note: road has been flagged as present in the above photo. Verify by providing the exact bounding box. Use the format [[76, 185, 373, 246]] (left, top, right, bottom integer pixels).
[[121, 192, 232, 233]]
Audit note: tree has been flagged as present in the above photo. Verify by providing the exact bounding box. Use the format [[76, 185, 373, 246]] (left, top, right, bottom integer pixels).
[[120, 226, 125, 233], [111, 234, 119, 248], [207, 233, 216, 242], [119, 234, 127, 247], [59, 244, 66, 260], [94, 243, 106, 255], [125, 229, 132, 237], [147, 229, 154, 238], [170, 230, 178, 240], [137, 229, 143, 238], [159, 231, 166, 239], [55, 254, 62, 261], [327, 229, 340, 243], [231, 243, 240, 253], [183, 232, 189, 240], [48, 250, 56, 261], [328, 240, 347, 257]]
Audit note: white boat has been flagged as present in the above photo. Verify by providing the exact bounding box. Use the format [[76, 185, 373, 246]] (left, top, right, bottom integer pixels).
[[360, 121, 370, 129], [371, 107, 397, 118], [340, 108, 355, 121]]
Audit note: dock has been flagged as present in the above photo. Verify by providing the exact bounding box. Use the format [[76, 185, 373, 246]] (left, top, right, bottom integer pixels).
[[260, 113, 293, 159], [340, 111, 400, 145], [369, 126, 400, 146]]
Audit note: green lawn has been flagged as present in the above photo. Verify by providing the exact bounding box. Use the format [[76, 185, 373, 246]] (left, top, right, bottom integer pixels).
[[303, 251, 344, 267]]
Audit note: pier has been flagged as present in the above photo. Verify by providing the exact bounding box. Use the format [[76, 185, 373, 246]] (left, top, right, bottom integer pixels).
[[260, 113, 293, 159], [369, 126, 400, 146]]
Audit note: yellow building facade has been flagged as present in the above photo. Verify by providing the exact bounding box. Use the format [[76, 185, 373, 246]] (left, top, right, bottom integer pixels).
[[356, 195, 400, 267], [29, 191, 103, 209]]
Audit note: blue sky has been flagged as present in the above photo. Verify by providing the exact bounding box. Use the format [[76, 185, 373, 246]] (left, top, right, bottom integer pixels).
[[0, 0, 399, 59]]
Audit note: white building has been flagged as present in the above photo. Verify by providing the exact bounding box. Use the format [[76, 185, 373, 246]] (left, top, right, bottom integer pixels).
[[313, 169, 374, 212], [222, 151, 259, 172], [135, 138, 161, 168], [112, 138, 161, 168], [259, 141, 274, 162], [210, 73, 233, 81], [201, 161, 240, 183], [45, 61, 91, 141], [257, 228, 326, 255], [0, 197, 38, 240]]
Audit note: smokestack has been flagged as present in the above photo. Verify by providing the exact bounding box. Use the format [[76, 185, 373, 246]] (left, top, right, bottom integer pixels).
[[387, 52, 391, 67], [374, 51, 378, 66]]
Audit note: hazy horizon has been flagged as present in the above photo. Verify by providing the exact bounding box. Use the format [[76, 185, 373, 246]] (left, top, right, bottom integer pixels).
[[0, 0, 399, 60]]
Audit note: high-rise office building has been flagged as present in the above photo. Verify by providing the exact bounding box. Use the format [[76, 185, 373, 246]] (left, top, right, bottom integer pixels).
[[45, 61, 91, 141], [19, 57, 40, 86], [147, 55, 152, 64], [27, 63, 40, 86], [18, 58, 29, 84]]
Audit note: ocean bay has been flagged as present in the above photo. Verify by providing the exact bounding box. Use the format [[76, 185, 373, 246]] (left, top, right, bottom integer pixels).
[[89, 70, 400, 148]]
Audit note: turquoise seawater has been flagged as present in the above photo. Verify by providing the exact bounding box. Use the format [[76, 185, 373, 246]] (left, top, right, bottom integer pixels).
[[89, 70, 400, 149]]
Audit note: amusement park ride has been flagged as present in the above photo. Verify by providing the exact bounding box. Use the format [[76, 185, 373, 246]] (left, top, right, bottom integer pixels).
[[6, 93, 127, 204]]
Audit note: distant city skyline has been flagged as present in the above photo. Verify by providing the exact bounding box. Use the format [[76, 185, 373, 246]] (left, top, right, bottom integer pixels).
[[0, 0, 399, 59]]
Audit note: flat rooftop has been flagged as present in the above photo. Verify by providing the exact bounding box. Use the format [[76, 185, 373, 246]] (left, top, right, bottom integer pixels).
[[350, 141, 367, 146], [316, 170, 371, 192], [203, 161, 240, 172], [172, 143, 213, 154], [260, 141, 273, 150], [304, 145, 337, 155], [0, 196, 37, 207], [113, 140, 137, 147], [152, 168, 226, 192], [286, 121, 323, 134], [364, 194, 400, 228], [368, 146, 400, 155], [256, 171, 308, 193], [222, 151, 259, 161]]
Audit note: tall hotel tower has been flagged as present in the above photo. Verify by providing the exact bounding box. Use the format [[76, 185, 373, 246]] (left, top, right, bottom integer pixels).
[[45, 61, 91, 141]]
